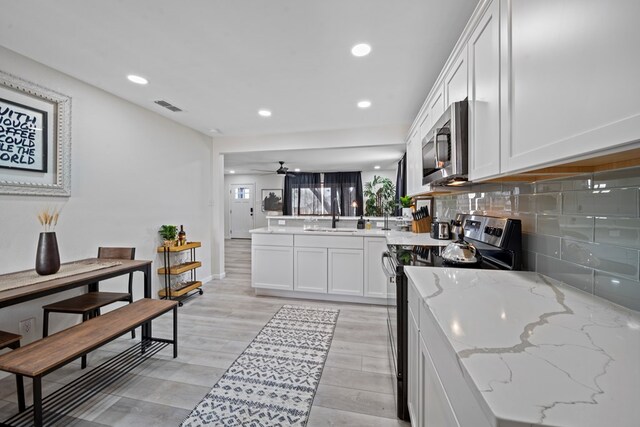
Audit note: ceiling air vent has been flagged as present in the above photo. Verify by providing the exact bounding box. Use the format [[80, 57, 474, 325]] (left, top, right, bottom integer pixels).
[[154, 100, 183, 112]]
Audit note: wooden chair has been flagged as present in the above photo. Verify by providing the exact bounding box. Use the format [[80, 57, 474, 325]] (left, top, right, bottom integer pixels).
[[0, 331, 26, 412], [42, 247, 136, 368]]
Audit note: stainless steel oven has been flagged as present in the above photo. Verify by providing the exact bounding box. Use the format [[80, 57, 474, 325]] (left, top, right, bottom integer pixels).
[[422, 99, 468, 186]]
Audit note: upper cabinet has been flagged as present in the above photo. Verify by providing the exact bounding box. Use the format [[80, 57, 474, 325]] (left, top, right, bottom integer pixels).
[[468, 0, 501, 180], [444, 47, 468, 106], [405, 0, 640, 192], [501, 0, 640, 173]]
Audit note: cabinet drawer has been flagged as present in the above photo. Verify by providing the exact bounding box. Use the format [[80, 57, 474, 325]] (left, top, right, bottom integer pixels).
[[419, 300, 491, 427], [252, 233, 293, 247], [294, 235, 364, 249]]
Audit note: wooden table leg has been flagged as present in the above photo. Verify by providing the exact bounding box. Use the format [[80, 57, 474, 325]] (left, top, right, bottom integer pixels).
[[33, 376, 42, 427], [142, 264, 152, 341]]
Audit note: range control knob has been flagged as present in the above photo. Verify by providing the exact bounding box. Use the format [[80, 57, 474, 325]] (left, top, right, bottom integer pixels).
[[494, 228, 503, 237], [484, 226, 493, 234]]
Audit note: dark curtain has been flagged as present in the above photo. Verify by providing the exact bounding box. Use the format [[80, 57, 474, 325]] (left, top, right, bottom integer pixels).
[[283, 172, 322, 215], [395, 154, 407, 215], [324, 172, 363, 217]]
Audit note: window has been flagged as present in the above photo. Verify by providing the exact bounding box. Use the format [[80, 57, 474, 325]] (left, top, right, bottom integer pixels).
[[234, 187, 250, 200], [284, 172, 363, 216]]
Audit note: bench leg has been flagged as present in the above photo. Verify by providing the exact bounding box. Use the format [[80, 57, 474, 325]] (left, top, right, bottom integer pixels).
[[42, 309, 50, 338], [33, 376, 42, 427], [81, 312, 90, 369], [16, 374, 25, 412], [173, 305, 178, 358]]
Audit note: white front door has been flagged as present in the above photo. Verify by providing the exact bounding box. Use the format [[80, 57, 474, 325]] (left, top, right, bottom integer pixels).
[[229, 183, 255, 239]]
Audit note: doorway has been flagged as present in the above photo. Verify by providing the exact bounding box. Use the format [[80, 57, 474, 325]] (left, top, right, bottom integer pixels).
[[229, 183, 255, 238]]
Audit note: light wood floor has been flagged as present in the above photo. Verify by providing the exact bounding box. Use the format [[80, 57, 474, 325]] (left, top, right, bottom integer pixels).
[[0, 239, 408, 426]]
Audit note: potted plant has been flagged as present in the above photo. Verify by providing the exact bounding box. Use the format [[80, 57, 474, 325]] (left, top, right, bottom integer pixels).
[[159, 225, 178, 247], [364, 175, 397, 217], [400, 195, 413, 218]]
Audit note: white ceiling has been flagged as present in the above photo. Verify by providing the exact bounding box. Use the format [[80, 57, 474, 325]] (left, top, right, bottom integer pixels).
[[0, 0, 479, 137], [224, 144, 405, 175]]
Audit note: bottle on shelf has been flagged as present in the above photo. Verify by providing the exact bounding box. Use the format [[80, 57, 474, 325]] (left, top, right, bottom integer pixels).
[[178, 225, 187, 246]]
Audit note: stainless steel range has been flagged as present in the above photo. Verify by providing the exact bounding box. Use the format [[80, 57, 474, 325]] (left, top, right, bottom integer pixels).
[[381, 214, 522, 421]]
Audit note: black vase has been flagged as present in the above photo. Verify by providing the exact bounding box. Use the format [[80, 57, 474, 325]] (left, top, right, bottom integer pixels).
[[36, 232, 60, 275]]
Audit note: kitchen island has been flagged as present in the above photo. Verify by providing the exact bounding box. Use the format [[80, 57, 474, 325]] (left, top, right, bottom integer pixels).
[[404, 266, 640, 427], [250, 226, 449, 304]]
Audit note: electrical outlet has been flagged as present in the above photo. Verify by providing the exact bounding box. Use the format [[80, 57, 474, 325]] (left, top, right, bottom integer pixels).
[[19, 317, 36, 337], [278, 220, 286, 225], [376, 222, 384, 227]]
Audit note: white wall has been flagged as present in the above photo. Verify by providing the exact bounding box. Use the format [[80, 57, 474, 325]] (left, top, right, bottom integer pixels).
[[0, 46, 213, 343], [224, 173, 285, 238]]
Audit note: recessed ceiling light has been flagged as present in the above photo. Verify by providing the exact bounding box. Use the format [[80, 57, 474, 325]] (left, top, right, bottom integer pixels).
[[294, 168, 301, 172], [358, 100, 372, 109], [351, 43, 372, 57], [374, 165, 381, 170], [258, 109, 272, 117], [127, 74, 148, 85], [229, 170, 235, 174]]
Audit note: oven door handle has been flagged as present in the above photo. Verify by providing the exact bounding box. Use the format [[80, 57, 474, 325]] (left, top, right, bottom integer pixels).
[[381, 251, 397, 278]]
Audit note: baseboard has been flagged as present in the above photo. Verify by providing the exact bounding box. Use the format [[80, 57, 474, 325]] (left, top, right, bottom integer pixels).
[[200, 275, 214, 283], [212, 272, 226, 280]]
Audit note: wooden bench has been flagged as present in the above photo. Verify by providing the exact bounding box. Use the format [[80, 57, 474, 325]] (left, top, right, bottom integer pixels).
[[0, 298, 178, 426]]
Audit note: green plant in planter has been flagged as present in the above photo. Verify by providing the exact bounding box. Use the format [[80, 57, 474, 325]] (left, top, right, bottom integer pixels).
[[159, 225, 178, 242], [364, 175, 397, 216], [400, 195, 413, 208]]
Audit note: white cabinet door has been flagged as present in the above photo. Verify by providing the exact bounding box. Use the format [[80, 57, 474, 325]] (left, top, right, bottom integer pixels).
[[419, 335, 460, 427], [445, 47, 468, 107], [252, 245, 293, 290], [364, 237, 388, 298], [502, 0, 640, 173], [407, 306, 419, 426], [468, 0, 501, 181], [429, 84, 445, 124], [294, 247, 327, 293], [328, 248, 364, 296], [406, 129, 422, 196]]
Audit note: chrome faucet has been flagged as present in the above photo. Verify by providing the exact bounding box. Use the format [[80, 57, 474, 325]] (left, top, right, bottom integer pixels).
[[332, 199, 340, 228]]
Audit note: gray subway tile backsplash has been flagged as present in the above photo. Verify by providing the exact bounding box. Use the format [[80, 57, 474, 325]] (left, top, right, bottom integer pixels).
[[432, 167, 640, 311], [594, 272, 640, 312], [560, 239, 639, 279], [562, 188, 638, 217]]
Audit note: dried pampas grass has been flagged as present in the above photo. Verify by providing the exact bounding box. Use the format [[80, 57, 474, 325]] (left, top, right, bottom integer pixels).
[[37, 207, 61, 232]]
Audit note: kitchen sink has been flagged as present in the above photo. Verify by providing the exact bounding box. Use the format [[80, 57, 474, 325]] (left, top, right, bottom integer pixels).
[[303, 228, 355, 233]]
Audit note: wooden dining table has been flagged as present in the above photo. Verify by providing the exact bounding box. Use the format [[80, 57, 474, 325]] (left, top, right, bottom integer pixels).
[[0, 258, 153, 338]]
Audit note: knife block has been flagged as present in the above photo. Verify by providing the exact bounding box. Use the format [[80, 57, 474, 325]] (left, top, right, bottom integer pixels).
[[412, 216, 431, 233]]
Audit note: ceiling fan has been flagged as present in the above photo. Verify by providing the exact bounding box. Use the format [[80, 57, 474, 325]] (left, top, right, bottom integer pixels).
[[253, 161, 296, 177]]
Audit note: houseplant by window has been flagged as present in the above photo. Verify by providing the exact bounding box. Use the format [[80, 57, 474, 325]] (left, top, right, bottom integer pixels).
[[400, 195, 413, 218], [364, 175, 397, 217]]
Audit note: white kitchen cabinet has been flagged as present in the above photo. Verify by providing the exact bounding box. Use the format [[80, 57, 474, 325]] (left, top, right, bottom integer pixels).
[[429, 84, 445, 125], [419, 335, 460, 427], [294, 247, 327, 293], [407, 304, 419, 426], [445, 46, 468, 107], [328, 248, 364, 296], [252, 245, 293, 290], [363, 237, 388, 298], [501, 0, 640, 173], [406, 128, 423, 196], [468, 0, 501, 181]]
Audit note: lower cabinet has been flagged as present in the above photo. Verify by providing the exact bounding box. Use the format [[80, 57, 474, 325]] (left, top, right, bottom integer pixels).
[[364, 237, 389, 298], [419, 335, 460, 427], [328, 248, 364, 296], [294, 247, 328, 293], [252, 245, 293, 290]]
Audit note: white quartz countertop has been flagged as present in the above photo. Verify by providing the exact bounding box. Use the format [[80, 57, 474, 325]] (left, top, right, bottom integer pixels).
[[250, 227, 451, 246], [404, 267, 640, 427]]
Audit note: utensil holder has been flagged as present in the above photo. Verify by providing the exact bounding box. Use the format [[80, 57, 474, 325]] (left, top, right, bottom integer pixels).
[[412, 217, 432, 234]]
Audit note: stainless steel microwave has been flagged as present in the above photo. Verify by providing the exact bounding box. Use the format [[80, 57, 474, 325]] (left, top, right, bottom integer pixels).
[[422, 99, 468, 186]]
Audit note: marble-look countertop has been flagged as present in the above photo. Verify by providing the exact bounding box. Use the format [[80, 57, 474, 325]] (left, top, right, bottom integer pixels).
[[404, 267, 640, 427], [250, 227, 451, 246]]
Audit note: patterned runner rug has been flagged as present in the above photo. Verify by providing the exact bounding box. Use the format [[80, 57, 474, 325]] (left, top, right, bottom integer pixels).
[[181, 304, 340, 426]]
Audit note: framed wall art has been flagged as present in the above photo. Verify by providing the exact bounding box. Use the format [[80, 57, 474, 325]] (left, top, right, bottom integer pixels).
[[0, 70, 71, 196], [261, 189, 283, 213]]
